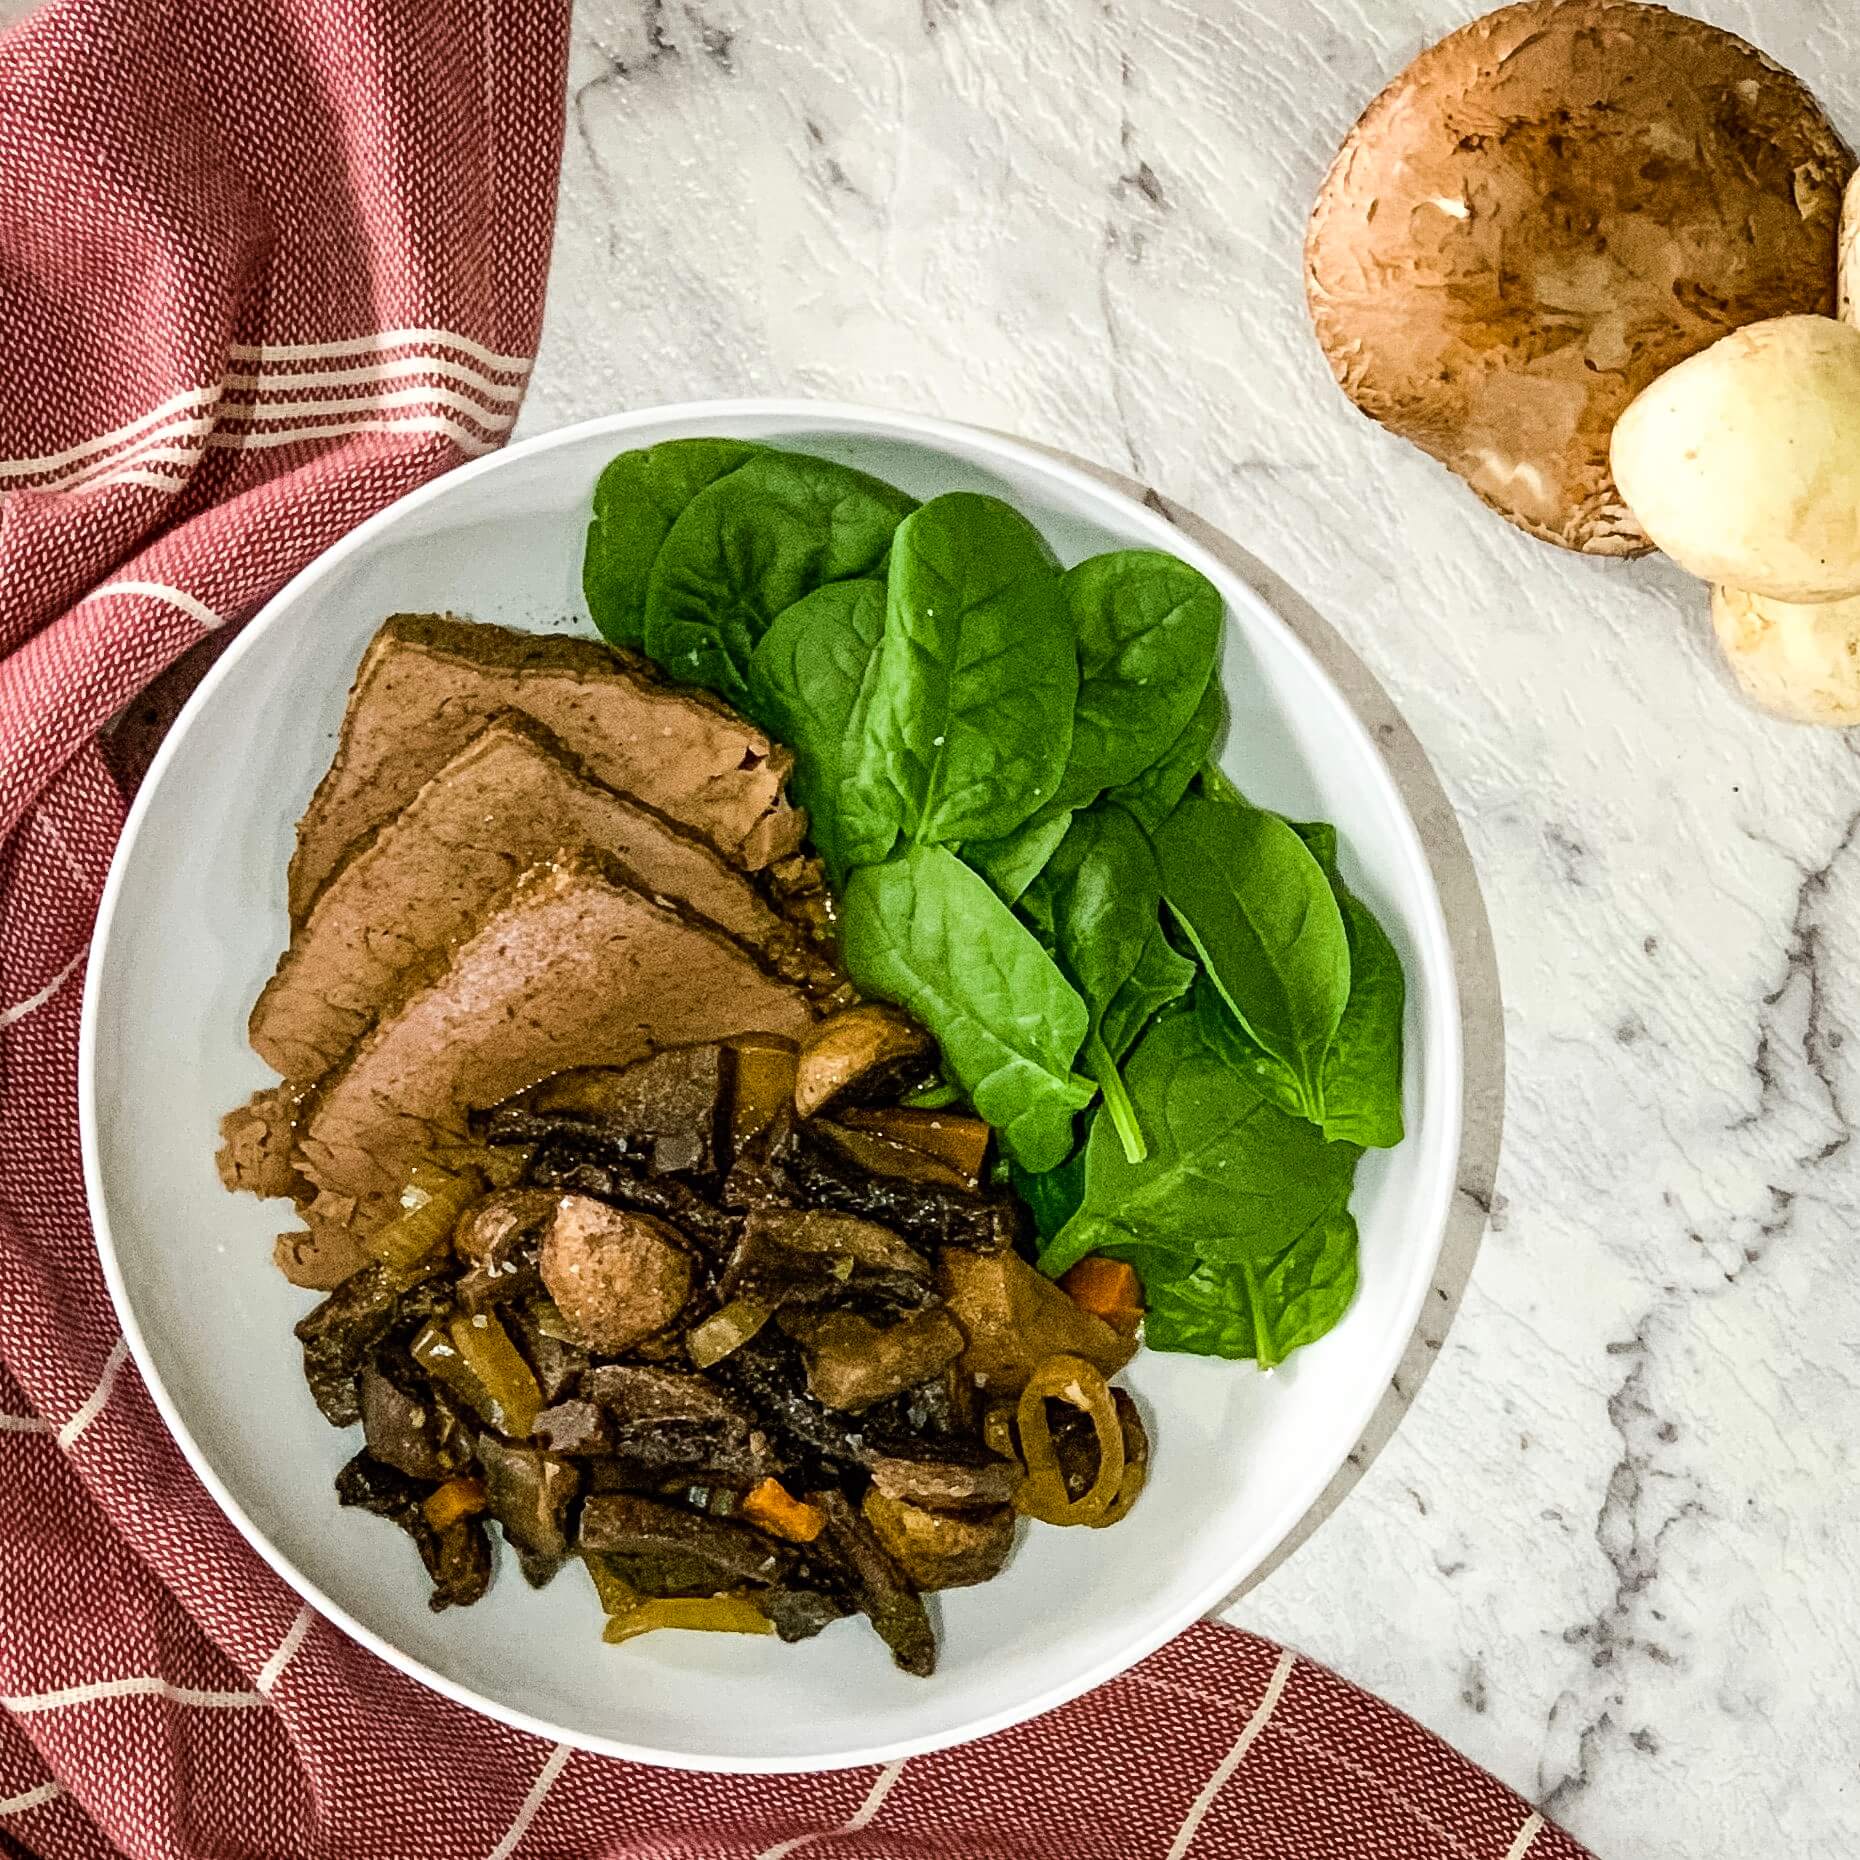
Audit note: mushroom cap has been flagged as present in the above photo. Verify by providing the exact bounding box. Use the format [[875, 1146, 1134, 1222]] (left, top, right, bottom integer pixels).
[[1711, 585, 1860, 727], [1612, 315, 1860, 603], [1306, 0, 1852, 555]]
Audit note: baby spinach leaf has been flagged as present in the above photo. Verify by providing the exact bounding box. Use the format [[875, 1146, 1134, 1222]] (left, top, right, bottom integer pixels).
[[1154, 790, 1350, 1124], [1194, 825, 1407, 1149], [1023, 803, 1163, 1163], [1123, 1209, 1359, 1367], [1100, 923, 1196, 1063], [840, 843, 1094, 1172], [858, 493, 1077, 847], [746, 579, 903, 878], [1039, 1008, 1360, 1276], [963, 799, 1074, 905], [1008, 1146, 1089, 1244], [1106, 672, 1223, 835], [1055, 551, 1224, 806], [1292, 822, 1405, 1148], [644, 451, 916, 708], [583, 438, 765, 650]]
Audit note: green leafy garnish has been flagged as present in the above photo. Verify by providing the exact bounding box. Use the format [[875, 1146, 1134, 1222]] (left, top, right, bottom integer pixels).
[[1154, 789, 1350, 1125], [583, 438, 764, 650], [840, 844, 1094, 1172], [746, 579, 900, 879], [1040, 1010, 1360, 1280], [643, 451, 915, 707], [857, 493, 1077, 847]]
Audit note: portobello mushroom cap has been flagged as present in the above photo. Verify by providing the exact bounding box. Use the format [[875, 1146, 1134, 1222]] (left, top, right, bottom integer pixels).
[[1304, 0, 1852, 555]]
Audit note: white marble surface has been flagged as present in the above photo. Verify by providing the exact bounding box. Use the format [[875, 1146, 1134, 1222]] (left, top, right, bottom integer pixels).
[[523, 4, 1860, 1854]]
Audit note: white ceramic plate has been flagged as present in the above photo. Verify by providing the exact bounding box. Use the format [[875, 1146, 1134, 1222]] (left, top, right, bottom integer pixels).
[[81, 401, 1461, 1773]]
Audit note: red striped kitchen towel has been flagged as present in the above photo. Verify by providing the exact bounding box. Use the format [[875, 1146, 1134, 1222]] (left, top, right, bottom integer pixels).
[[0, 2, 1594, 1856]]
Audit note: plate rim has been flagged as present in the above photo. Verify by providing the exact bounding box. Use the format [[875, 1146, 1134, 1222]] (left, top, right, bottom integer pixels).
[[78, 396, 1465, 1773]]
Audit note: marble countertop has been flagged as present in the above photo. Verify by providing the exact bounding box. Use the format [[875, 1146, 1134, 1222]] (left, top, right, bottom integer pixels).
[[524, 4, 1860, 1853]]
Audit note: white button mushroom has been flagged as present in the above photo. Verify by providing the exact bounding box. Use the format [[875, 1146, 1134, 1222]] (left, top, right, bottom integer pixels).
[[1611, 316, 1860, 605]]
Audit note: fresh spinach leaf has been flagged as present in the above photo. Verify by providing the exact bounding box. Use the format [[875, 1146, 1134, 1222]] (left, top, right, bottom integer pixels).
[[746, 579, 900, 878], [963, 799, 1074, 905], [1124, 1209, 1359, 1366], [583, 438, 765, 650], [840, 843, 1094, 1172], [1039, 1008, 1359, 1276], [1023, 803, 1163, 1163], [1106, 672, 1223, 835], [1194, 824, 1407, 1148], [1055, 551, 1224, 806], [858, 493, 1077, 847], [644, 451, 916, 708], [1100, 923, 1197, 1062], [1008, 1146, 1088, 1243], [1154, 790, 1350, 1124], [1292, 821, 1406, 1148]]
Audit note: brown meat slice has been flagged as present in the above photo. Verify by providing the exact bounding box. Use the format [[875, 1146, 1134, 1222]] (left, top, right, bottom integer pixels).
[[256, 716, 826, 1081], [216, 1084, 308, 1200], [288, 613, 803, 916], [295, 852, 817, 1225]]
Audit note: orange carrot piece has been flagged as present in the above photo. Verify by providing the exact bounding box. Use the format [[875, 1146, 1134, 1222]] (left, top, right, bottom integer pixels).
[[422, 1475, 487, 1532], [1059, 1257, 1145, 1332], [741, 1476, 827, 1543]]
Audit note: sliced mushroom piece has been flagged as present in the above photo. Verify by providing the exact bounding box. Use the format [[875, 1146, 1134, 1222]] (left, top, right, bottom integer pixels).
[[760, 1584, 854, 1644], [539, 1195, 694, 1354], [578, 1493, 795, 1588], [809, 1488, 936, 1677], [360, 1360, 473, 1482], [862, 1490, 1016, 1591], [867, 1447, 1021, 1508], [771, 1126, 1019, 1255], [718, 1206, 932, 1314], [793, 1005, 934, 1118], [531, 1399, 612, 1456], [476, 1437, 581, 1565], [453, 1188, 558, 1264], [586, 1418, 778, 1494], [586, 1363, 757, 1427], [524, 1149, 740, 1255], [295, 1264, 448, 1428], [939, 1247, 1135, 1398], [333, 1450, 490, 1612], [799, 1307, 967, 1414], [520, 1044, 730, 1176], [829, 1105, 992, 1192]]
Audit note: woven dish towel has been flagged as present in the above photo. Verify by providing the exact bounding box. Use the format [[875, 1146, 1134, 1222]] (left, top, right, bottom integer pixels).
[[0, 2, 1594, 1855]]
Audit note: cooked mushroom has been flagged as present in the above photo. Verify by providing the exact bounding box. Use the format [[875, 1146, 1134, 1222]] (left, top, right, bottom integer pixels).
[[579, 1492, 794, 1588], [1306, 0, 1852, 553], [521, 1045, 729, 1175], [862, 1490, 1016, 1591], [793, 1005, 933, 1118], [809, 1489, 936, 1677], [939, 1248, 1135, 1397], [867, 1447, 1021, 1508], [477, 1438, 581, 1573], [361, 1360, 472, 1482], [539, 1195, 693, 1353], [334, 1450, 492, 1611], [453, 1189, 558, 1265], [798, 1307, 967, 1413]]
